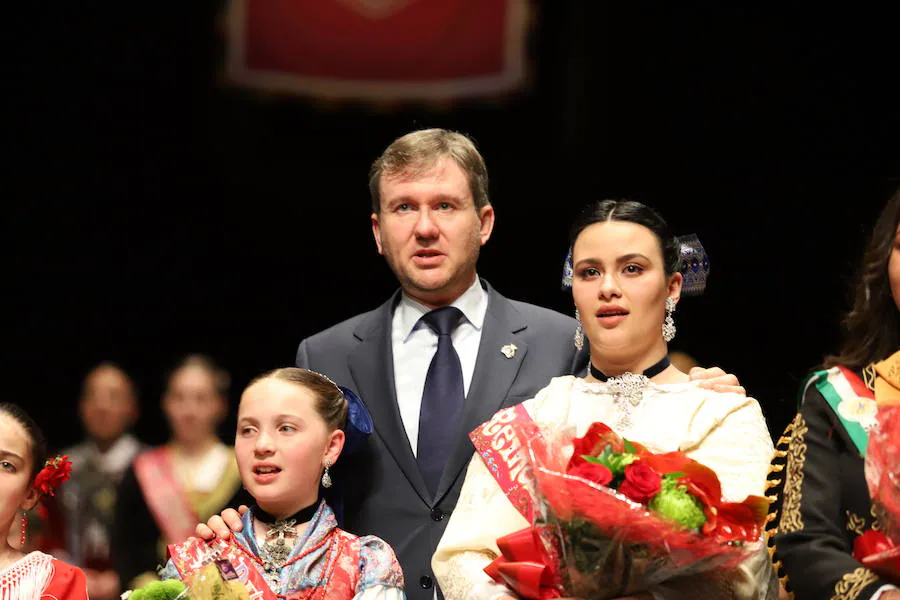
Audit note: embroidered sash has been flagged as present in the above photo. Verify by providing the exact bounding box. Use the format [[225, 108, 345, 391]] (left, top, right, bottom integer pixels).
[[169, 537, 278, 600], [805, 366, 875, 456], [470, 403, 542, 523], [133, 447, 199, 543]]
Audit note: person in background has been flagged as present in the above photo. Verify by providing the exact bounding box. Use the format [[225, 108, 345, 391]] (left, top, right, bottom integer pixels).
[[59, 362, 145, 600], [111, 354, 248, 590]]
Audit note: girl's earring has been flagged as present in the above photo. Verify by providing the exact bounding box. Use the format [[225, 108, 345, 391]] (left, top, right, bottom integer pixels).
[[321, 461, 333, 488]]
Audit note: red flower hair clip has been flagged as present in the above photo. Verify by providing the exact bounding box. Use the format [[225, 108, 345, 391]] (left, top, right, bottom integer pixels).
[[34, 455, 73, 497]]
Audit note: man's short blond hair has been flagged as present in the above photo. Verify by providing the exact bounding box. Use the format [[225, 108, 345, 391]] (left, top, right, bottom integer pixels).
[[369, 128, 490, 213]]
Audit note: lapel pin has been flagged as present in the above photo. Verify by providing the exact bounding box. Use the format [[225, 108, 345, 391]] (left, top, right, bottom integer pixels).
[[501, 344, 517, 359]]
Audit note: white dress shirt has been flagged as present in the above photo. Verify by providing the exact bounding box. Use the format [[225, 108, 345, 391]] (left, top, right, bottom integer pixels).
[[391, 277, 488, 455]]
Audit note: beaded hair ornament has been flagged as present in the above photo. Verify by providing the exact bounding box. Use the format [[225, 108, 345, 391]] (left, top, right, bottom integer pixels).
[[561, 233, 710, 295]]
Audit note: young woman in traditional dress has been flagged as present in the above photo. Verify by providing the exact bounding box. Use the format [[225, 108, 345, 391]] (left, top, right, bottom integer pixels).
[[112, 355, 248, 590], [0, 403, 85, 600], [161, 367, 405, 600], [431, 199, 778, 600], [772, 187, 900, 600]]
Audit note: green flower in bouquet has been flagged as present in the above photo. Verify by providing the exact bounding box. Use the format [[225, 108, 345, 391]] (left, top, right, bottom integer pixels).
[[648, 476, 707, 531], [124, 580, 187, 600]]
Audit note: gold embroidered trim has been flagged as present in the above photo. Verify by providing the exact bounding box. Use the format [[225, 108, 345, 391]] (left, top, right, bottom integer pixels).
[[778, 413, 808, 535], [779, 577, 794, 600], [863, 363, 877, 392], [833, 567, 878, 600], [870, 505, 883, 531], [846, 511, 867, 536]]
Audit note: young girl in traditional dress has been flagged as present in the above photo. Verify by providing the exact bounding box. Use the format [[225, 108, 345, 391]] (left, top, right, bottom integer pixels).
[[162, 368, 405, 600], [0, 403, 85, 600]]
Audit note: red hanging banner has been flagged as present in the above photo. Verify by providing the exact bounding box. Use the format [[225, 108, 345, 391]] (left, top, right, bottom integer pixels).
[[226, 0, 530, 101]]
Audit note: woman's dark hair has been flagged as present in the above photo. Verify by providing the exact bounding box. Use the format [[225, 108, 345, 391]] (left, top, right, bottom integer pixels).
[[825, 187, 900, 370], [246, 368, 348, 432], [569, 199, 682, 276], [0, 403, 48, 479]]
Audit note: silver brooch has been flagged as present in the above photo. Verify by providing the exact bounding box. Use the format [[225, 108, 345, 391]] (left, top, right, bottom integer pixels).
[[607, 372, 649, 406], [501, 344, 517, 359], [260, 518, 297, 575], [606, 372, 649, 430]]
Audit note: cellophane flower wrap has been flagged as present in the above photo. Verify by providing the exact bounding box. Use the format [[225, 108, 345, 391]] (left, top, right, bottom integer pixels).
[[123, 561, 251, 600], [486, 420, 769, 599], [859, 403, 900, 582]]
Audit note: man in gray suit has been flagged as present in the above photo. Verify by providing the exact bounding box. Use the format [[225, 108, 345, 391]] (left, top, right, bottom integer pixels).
[[200, 129, 742, 600], [294, 130, 589, 600]]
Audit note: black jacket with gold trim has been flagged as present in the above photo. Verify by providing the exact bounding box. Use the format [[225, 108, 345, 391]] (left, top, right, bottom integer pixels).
[[771, 367, 891, 600]]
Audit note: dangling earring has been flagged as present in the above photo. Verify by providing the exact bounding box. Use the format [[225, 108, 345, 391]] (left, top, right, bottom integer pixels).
[[20, 513, 27, 547], [321, 461, 333, 488], [573, 307, 584, 350], [663, 297, 676, 342]]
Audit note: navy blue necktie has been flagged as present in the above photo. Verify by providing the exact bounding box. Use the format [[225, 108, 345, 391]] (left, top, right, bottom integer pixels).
[[416, 306, 466, 499]]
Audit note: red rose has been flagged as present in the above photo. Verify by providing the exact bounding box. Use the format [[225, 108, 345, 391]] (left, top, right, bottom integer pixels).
[[618, 460, 662, 504], [567, 456, 613, 486], [33, 455, 72, 497]]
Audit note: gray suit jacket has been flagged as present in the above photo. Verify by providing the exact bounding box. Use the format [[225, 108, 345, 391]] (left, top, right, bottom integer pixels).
[[295, 279, 588, 600]]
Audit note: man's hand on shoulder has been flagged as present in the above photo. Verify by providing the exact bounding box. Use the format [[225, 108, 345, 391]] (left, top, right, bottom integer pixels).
[[688, 366, 746, 396], [195, 505, 248, 540]]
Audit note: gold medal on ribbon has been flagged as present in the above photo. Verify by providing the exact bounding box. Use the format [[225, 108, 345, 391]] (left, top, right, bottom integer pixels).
[[838, 396, 878, 427]]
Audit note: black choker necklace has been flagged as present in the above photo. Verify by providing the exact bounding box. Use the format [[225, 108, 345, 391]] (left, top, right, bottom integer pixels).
[[589, 355, 671, 382], [253, 502, 318, 526]]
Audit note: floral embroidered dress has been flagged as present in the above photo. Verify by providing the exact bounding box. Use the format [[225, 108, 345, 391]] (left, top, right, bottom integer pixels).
[[164, 500, 405, 600], [0, 551, 88, 600], [432, 375, 778, 600]]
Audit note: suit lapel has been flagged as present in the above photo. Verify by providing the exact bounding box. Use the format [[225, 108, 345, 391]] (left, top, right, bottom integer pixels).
[[434, 283, 528, 502], [348, 294, 431, 503]]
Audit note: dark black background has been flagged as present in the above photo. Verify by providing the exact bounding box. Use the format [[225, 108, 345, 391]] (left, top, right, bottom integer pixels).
[[5, 3, 899, 450]]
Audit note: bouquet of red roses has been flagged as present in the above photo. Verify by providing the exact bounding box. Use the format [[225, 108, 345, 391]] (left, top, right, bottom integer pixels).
[[485, 422, 768, 599], [858, 402, 900, 582]]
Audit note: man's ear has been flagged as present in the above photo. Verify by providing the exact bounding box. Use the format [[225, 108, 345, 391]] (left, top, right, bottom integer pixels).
[[478, 205, 495, 246], [371, 213, 385, 255]]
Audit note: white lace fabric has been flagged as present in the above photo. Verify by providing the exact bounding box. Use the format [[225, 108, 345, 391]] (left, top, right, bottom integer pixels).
[[0, 551, 55, 600]]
